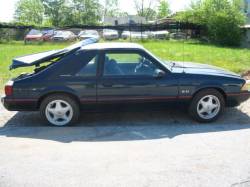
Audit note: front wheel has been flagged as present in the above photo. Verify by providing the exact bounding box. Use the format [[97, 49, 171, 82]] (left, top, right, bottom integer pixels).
[[189, 89, 225, 123], [40, 94, 80, 126]]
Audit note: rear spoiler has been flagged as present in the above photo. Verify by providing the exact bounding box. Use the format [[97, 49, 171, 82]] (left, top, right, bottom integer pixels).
[[10, 38, 98, 70]]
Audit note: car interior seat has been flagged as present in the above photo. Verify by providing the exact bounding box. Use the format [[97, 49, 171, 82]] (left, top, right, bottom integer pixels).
[[105, 56, 124, 75]]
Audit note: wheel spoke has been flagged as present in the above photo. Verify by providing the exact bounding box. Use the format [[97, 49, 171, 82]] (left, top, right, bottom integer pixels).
[[210, 103, 218, 110], [200, 100, 207, 107], [207, 110, 212, 115], [61, 114, 69, 121], [47, 107, 55, 113], [52, 114, 59, 121], [61, 106, 70, 114], [55, 101, 62, 111], [207, 97, 213, 105], [198, 106, 206, 114]]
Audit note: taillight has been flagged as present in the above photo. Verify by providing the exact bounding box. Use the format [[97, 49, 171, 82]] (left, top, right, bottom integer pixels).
[[4, 81, 13, 96]]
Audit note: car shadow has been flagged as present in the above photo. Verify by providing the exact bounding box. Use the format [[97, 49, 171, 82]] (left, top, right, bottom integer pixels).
[[0, 106, 250, 143]]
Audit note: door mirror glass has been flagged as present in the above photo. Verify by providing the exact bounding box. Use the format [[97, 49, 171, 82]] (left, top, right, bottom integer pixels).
[[153, 69, 166, 78]]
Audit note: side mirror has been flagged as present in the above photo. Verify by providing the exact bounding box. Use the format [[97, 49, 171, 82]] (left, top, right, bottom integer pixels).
[[153, 69, 166, 78]]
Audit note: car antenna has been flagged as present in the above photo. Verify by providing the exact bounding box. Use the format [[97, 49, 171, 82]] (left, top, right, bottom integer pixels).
[[182, 31, 185, 73]]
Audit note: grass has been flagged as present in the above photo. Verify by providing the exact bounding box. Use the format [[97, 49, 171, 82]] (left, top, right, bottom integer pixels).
[[0, 40, 250, 88], [140, 40, 250, 73], [0, 41, 68, 88]]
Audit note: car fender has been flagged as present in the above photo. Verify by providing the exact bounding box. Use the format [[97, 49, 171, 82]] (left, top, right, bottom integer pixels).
[[38, 86, 81, 104], [191, 83, 226, 98]]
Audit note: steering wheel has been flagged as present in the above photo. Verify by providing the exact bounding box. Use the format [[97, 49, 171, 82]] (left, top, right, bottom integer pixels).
[[134, 57, 153, 73]]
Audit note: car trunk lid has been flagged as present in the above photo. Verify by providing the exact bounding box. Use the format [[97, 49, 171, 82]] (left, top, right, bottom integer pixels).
[[10, 38, 97, 70]]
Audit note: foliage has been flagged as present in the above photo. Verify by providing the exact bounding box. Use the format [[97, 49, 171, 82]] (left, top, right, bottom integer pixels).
[[102, 0, 120, 17], [13, 0, 173, 26], [175, 0, 246, 46], [41, 0, 102, 26], [134, 0, 157, 21], [14, 0, 45, 25], [67, 0, 102, 25], [42, 0, 66, 27], [0, 29, 12, 43], [157, 0, 171, 19]]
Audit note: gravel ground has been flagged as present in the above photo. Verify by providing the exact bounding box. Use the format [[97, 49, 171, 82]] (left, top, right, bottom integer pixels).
[[0, 99, 250, 187]]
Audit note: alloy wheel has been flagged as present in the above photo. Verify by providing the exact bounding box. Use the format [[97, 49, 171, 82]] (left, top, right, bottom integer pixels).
[[45, 100, 73, 126], [197, 95, 221, 120]]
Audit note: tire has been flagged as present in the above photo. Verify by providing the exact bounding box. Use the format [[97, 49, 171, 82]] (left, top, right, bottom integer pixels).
[[189, 89, 225, 123], [40, 94, 80, 126]]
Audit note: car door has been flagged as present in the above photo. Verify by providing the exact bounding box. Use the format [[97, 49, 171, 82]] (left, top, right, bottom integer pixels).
[[97, 49, 179, 103]]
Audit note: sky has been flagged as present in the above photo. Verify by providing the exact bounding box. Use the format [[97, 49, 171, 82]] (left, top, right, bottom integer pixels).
[[0, 0, 192, 22]]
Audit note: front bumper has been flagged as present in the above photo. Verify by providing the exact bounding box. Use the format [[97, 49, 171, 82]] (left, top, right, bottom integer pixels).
[[1, 96, 38, 111], [226, 91, 250, 107]]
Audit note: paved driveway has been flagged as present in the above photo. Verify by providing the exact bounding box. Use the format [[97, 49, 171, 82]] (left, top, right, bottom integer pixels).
[[0, 100, 250, 187]]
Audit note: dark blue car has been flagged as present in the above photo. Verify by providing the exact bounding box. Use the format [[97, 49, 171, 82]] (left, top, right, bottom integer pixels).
[[1, 39, 250, 126]]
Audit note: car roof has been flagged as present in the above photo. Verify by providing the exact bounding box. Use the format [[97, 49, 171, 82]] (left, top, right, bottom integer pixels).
[[80, 42, 144, 50]]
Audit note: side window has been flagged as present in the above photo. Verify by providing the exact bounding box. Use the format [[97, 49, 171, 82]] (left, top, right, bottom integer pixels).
[[103, 52, 158, 76], [75, 54, 98, 77]]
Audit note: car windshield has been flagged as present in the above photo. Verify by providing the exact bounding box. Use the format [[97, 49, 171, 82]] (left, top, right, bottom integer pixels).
[[144, 48, 172, 70], [55, 31, 70, 36], [42, 30, 54, 35], [28, 29, 42, 35]]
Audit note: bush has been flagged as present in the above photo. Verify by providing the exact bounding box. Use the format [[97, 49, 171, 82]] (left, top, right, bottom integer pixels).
[[207, 11, 243, 46], [175, 0, 245, 46], [0, 28, 29, 42]]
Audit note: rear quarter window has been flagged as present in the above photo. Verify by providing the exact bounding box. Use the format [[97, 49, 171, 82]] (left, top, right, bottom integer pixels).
[[52, 50, 98, 77]]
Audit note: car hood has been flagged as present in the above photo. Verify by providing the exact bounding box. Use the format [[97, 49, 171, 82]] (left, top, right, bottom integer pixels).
[[10, 38, 98, 70], [169, 61, 241, 78]]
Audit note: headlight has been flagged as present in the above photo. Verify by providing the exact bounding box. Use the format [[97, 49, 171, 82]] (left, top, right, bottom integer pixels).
[[241, 80, 250, 91]]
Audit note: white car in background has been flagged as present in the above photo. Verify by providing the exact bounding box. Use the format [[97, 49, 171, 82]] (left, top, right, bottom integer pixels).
[[121, 30, 131, 39], [103, 29, 119, 40], [151, 30, 170, 39], [121, 31, 149, 40], [52, 31, 77, 41], [170, 32, 188, 40], [130, 32, 149, 39], [78, 30, 100, 41]]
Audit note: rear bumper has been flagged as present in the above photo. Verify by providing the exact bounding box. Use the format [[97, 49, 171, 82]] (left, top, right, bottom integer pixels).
[[1, 96, 38, 111], [226, 92, 250, 107]]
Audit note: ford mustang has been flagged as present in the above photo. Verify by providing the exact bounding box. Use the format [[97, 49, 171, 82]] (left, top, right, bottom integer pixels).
[[1, 39, 250, 126]]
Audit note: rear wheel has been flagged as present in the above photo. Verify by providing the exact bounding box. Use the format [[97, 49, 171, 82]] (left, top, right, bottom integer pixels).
[[189, 89, 225, 122], [40, 94, 80, 126]]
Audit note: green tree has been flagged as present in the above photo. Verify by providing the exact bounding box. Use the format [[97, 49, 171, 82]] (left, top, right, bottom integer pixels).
[[70, 0, 102, 25], [157, 0, 171, 19], [103, 0, 119, 17], [14, 0, 44, 25], [42, 0, 65, 27], [175, 0, 246, 46], [134, 0, 157, 21], [42, 0, 102, 26]]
